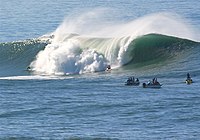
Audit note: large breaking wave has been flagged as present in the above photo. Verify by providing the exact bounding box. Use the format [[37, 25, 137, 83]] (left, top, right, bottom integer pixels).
[[0, 12, 199, 76]]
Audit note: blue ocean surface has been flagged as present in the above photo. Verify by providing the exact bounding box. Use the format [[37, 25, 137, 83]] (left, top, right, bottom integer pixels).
[[0, 0, 200, 139]]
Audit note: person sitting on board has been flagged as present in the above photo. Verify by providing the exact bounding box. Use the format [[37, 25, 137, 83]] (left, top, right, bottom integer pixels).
[[152, 78, 159, 85], [186, 73, 192, 82], [152, 78, 155, 84], [27, 66, 31, 71], [130, 77, 133, 83], [126, 77, 131, 85], [106, 65, 111, 71], [135, 78, 139, 84], [132, 77, 135, 83], [155, 78, 160, 85], [127, 77, 131, 83], [187, 73, 191, 79]]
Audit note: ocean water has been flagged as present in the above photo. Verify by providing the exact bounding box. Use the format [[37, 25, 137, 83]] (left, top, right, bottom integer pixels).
[[0, 0, 200, 139]]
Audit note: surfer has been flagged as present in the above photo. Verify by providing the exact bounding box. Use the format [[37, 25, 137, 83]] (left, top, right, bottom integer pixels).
[[106, 65, 111, 71], [27, 66, 31, 71], [125, 77, 140, 86], [187, 73, 191, 79], [186, 73, 193, 84], [152, 78, 159, 85]]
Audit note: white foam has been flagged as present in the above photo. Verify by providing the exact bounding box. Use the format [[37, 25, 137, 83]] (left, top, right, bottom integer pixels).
[[0, 75, 69, 80], [30, 39, 108, 75]]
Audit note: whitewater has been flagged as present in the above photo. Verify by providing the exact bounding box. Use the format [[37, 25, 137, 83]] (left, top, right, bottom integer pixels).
[[0, 0, 200, 140]]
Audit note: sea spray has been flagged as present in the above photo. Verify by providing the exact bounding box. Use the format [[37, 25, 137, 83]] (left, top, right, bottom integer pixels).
[[53, 11, 197, 40]]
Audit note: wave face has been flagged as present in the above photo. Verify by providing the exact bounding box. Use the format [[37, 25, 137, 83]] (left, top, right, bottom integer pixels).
[[128, 34, 198, 63], [0, 40, 47, 76], [0, 13, 199, 76]]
